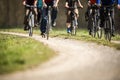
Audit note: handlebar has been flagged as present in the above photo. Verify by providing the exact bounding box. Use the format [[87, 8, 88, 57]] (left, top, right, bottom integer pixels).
[[25, 4, 37, 8]]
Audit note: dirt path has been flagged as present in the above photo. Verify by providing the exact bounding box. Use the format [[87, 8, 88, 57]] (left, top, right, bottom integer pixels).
[[0, 32, 120, 80]]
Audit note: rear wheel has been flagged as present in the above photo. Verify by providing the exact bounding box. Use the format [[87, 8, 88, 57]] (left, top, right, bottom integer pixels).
[[46, 7, 51, 40]]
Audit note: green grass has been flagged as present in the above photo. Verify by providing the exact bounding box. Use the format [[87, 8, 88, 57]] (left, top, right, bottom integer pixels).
[[50, 28, 120, 50], [0, 27, 120, 50], [0, 33, 56, 74]]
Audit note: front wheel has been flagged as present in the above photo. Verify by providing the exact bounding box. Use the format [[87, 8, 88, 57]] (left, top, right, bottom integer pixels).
[[29, 26, 33, 36], [71, 20, 77, 36], [28, 14, 34, 36], [104, 17, 112, 41]]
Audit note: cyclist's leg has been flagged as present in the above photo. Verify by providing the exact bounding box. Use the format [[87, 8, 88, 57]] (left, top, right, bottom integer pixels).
[[40, 7, 48, 35], [34, 8, 38, 27], [66, 10, 71, 33], [37, 7, 42, 24], [24, 7, 30, 30], [87, 8, 93, 35], [110, 7, 115, 36], [74, 9, 79, 26], [51, 7, 58, 27], [100, 7, 105, 28], [85, 6, 90, 21]]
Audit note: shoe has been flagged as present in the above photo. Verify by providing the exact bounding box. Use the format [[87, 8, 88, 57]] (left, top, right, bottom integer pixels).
[[67, 28, 71, 33], [34, 23, 38, 27], [41, 32, 46, 38], [112, 33, 115, 37], [52, 21, 56, 27], [24, 26, 29, 31], [89, 31, 92, 35]]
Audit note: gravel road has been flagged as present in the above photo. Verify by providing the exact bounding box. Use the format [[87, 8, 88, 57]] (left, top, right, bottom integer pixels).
[[0, 32, 120, 80]]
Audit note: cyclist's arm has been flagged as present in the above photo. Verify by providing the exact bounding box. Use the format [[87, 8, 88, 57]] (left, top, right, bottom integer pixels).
[[22, 0, 26, 5], [65, 0, 69, 8], [77, 0, 83, 8], [43, 0, 47, 7], [53, 0, 59, 7], [34, 0, 37, 6], [55, 0, 59, 5]]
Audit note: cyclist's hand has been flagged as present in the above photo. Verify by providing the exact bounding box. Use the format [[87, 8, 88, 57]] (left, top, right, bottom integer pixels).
[[80, 5, 83, 9], [88, 1, 91, 6], [43, 3, 47, 8], [23, 1, 26, 6], [117, 4, 120, 9]]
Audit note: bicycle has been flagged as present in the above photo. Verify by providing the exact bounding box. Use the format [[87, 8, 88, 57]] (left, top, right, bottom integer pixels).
[[102, 5, 114, 41], [67, 7, 79, 36], [88, 5, 102, 38], [42, 6, 52, 40], [25, 4, 36, 36]]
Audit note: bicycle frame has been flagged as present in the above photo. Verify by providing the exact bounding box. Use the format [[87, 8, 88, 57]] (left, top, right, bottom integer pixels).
[[25, 4, 36, 36], [88, 5, 100, 37], [103, 6, 113, 41]]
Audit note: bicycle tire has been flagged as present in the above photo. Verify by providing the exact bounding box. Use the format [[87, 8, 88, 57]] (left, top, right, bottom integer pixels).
[[28, 13, 34, 37], [91, 17, 96, 37], [71, 20, 77, 35], [46, 7, 51, 40], [96, 19, 103, 39], [104, 17, 112, 41]]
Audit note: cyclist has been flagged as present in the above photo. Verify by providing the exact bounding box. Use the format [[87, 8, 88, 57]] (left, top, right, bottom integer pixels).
[[23, 0, 38, 30], [85, 0, 96, 20], [40, 0, 59, 35], [96, 0, 120, 36], [85, 0, 97, 35], [37, 0, 43, 24], [65, 0, 83, 33]]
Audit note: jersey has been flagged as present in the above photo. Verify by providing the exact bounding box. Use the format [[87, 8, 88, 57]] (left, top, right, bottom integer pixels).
[[96, 0, 120, 5], [118, 0, 120, 4], [66, 0, 79, 7], [37, 0, 43, 8], [45, 0, 53, 3], [23, 0, 36, 5], [90, 0, 96, 4]]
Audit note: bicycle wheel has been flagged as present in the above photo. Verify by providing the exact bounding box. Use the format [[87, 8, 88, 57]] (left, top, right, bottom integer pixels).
[[71, 20, 77, 35], [46, 7, 51, 40], [96, 18, 103, 39], [104, 17, 112, 41], [28, 14, 34, 36], [91, 17, 96, 37]]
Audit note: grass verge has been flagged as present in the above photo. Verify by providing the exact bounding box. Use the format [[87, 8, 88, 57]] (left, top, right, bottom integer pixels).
[[0, 27, 120, 50], [0, 33, 55, 74]]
